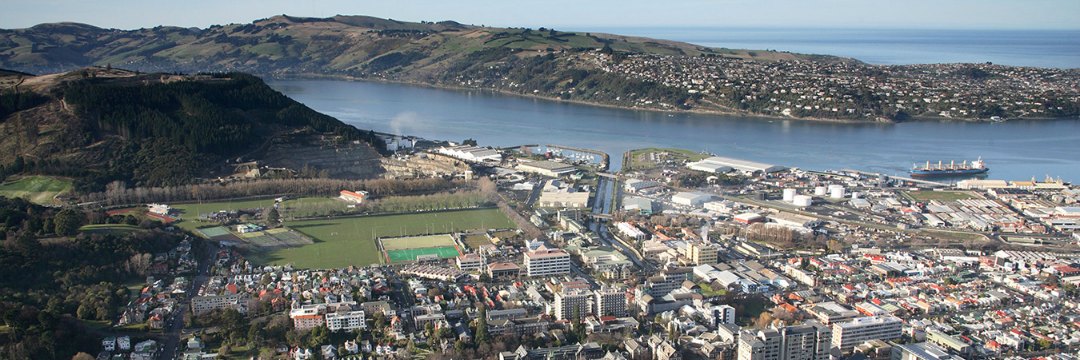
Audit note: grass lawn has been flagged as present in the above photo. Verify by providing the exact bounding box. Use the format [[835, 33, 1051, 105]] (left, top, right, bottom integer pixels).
[[172, 197, 350, 231], [0, 175, 72, 205], [257, 208, 514, 269], [627, 147, 708, 171], [462, 233, 493, 249], [79, 224, 143, 235], [903, 190, 979, 202]]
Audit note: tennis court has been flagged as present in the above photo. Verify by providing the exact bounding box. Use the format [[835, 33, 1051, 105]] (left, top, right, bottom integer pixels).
[[196, 226, 232, 238], [385, 246, 461, 263]]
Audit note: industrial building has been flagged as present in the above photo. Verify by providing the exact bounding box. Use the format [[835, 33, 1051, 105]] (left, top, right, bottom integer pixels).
[[537, 190, 591, 208], [436, 145, 502, 163], [622, 196, 655, 215], [516, 160, 578, 177], [673, 191, 713, 207], [688, 156, 787, 175]]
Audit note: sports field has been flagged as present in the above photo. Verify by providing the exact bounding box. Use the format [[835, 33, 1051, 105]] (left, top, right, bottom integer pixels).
[[386, 247, 461, 263], [379, 234, 461, 264], [259, 208, 514, 269], [380, 234, 456, 250], [0, 176, 72, 205]]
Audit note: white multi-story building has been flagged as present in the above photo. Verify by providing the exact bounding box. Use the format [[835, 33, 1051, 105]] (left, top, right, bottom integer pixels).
[[594, 287, 627, 317], [831, 316, 902, 353], [325, 310, 367, 332], [190, 294, 246, 315], [524, 248, 570, 277], [456, 253, 484, 272]]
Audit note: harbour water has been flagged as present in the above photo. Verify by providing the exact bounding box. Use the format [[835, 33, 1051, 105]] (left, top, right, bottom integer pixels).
[[270, 79, 1080, 182], [577, 27, 1080, 69]]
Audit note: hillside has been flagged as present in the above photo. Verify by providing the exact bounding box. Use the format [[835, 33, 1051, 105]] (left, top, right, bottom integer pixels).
[[0, 67, 385, 192], [2, 15, 1075, 121]]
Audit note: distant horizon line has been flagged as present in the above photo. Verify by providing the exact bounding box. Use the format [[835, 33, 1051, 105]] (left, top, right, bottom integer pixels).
[[6, 15, 1079, 33]]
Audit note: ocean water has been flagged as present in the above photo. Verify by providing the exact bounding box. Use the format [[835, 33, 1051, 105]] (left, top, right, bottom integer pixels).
[[270, 79, 1080, 182], [577, 27, 1080, 68]]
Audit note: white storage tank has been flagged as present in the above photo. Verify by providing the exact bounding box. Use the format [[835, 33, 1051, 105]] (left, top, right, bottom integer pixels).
[[793, 195, 813, 207], [829, 185, 845, 199], [814, 186, 827, 196], [782, 188, 797, 202]]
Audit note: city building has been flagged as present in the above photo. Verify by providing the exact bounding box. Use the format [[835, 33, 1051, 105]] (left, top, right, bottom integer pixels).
[[524, 248, 571, 277], [738, 329, 782, 360], [780, 321, 832, 360], [456, 253, 484, 272], [831, 316, 903, 353], [688, 242, 719, 265], [488, 262, 521, 280], [325, 310, 367, 332], [554, 287, 591, 321], [594, 287, 627, 317]]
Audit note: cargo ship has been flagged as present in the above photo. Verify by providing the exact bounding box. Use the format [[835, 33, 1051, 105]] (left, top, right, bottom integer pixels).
[[910, 158, 988, 178]]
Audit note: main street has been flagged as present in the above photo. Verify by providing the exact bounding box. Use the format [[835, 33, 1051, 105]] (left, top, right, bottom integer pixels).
[[159, 241, 216, 360]]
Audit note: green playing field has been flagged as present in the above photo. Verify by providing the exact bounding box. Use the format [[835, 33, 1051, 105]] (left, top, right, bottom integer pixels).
[[385, 246, 461, 263]]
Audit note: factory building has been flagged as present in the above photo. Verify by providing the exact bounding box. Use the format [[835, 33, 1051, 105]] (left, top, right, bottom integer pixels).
[[516, 160, 578, 177], [689, 156, 787, 175]]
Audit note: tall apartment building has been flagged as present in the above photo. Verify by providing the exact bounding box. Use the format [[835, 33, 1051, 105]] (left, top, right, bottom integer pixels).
[[554, 287, 592, 321], [524, 248, 571, 277], [738, 329, 782, 360], [594, 287, 627, 317], [780, 321, 832, 360], [737, 322, 831, 360], [831, 316, 902, 353]]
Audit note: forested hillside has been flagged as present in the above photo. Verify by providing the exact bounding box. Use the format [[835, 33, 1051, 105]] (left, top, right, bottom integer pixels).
[[0, 68, 385, 192], [0, 196, 184, 359]]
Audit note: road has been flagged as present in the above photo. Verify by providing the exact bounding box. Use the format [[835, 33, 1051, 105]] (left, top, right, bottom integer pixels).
[[159, 241, 216, 360]]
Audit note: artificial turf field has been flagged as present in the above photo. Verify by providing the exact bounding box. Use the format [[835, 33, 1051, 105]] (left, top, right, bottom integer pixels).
[[385, 246, 462, 263], [258, 208, 514, 269]]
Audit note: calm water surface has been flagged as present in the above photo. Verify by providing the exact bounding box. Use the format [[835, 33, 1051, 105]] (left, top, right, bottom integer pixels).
[[576, 28, 1080, 68], [270, 80, 1080, 182]]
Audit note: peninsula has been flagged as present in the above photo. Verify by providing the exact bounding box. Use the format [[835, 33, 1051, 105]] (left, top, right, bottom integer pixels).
[[2, 15, 1077, 122]]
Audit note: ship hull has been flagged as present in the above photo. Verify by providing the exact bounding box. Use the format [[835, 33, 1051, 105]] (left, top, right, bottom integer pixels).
[[909, 168, 989, 178]]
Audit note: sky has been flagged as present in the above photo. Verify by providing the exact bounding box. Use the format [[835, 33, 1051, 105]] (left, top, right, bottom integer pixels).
[[2, 0, 1079, 30]]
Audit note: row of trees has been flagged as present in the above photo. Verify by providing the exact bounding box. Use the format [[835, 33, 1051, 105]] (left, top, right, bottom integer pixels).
[[78, 177, 463, 206]]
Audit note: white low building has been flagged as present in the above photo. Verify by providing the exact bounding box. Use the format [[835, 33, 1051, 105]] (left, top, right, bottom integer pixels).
[[672, 192, 713, 207]]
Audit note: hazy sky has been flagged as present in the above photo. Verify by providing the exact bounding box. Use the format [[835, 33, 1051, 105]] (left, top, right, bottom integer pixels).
[[3, 0, 1079, 30]]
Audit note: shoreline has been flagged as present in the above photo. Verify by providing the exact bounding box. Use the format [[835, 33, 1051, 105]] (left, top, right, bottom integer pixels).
[[268, 73, 1078, 125]]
